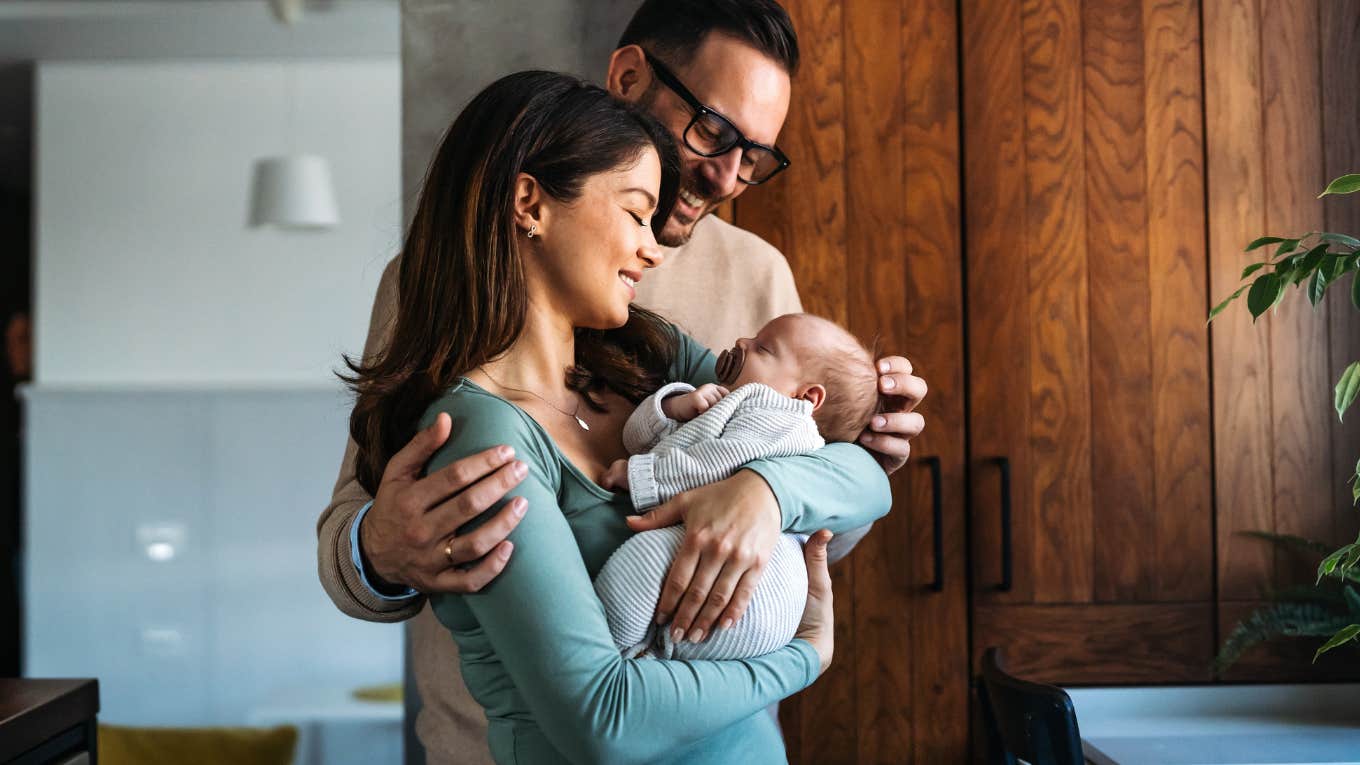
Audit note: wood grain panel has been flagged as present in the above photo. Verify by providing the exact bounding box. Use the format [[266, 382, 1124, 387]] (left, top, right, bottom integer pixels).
[[973, 603, 1216, 684], [743, 2, 855, 761], [1019, 0, 1093, 603], [735, 1, 848, 326], [1142, 0, 1213, 602], [844, 0, 909, 761], [899, 0, 969, 762], [1204, 0, 1273, 600], [1261, 0, 1331, 586], [963, 0, 1035, 605], [1321, 0, 1360, 550], [1083, 0, 1155, 602]]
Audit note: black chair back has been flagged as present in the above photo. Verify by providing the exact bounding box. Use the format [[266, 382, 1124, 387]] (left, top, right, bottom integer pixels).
[[979, 647, 1084, 765]]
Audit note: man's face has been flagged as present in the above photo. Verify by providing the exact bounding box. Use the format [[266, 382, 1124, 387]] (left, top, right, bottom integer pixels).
[[638, 33, 791, 246]]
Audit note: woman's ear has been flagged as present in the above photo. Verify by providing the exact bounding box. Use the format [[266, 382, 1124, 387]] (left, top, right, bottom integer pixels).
[[606, 45, 653, 103], [798, 383, 827, 413], [512, 172, 544, 237]]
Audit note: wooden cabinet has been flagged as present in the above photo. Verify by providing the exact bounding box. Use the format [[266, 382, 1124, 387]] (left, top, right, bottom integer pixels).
[[736, 0, 1360, 760], [1203, 0, 1360, 682], [963, 0, 1217, 685], [733, 0, 970, 761]]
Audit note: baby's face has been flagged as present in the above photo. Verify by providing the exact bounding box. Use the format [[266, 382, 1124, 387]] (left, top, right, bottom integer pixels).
[[715, 314, 831, 398]]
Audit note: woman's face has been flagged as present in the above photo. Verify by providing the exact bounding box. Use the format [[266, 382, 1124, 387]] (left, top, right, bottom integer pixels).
[[532, 148, 665, 329]]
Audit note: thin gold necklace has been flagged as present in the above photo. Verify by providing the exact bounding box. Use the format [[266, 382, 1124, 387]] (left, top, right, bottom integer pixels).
[[477, 366, 590, 431]]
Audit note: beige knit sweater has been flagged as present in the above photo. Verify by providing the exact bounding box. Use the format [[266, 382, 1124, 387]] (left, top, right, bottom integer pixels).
[[316, 215, 807, 764]]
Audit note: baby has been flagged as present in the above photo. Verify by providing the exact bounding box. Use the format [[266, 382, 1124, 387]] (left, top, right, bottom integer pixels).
[[593, 313, 881, 660]]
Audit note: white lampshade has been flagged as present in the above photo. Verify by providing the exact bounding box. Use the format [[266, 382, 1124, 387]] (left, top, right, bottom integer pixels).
[[249, 155, 340, 229]]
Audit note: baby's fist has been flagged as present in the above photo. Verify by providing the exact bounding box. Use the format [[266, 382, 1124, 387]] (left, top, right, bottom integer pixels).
[[602, 459, 630, 491], [662, 383, 730, 421]]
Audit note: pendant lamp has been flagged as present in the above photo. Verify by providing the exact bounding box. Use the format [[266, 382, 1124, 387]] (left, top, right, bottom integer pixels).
[[248, 0, 340, 230], [249, 155, 340, 229]]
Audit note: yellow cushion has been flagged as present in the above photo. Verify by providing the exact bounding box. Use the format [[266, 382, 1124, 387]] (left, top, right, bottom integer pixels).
[[98, 724, 297, 765], [351, 682, 403, 703]]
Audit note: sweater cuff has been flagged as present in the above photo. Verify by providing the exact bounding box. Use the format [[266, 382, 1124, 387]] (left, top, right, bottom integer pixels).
[[349, 501, 421, 602], [628, 453, 661, 510], [624, 382, 695, 453]]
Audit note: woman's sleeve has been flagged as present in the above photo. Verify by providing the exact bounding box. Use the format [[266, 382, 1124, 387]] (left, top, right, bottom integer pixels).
[[423, 392, 820, 765], [670, 328, 893, 535]]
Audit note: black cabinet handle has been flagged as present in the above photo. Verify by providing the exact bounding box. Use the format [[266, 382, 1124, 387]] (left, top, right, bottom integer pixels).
[[922, 456, 943, 592], [994, 456, 1012, 592]]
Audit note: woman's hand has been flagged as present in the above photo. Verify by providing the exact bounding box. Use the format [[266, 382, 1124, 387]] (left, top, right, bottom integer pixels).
[[626, 470, 781, 643], [795, 530, 835, 674], [857, 356, 927, 474]]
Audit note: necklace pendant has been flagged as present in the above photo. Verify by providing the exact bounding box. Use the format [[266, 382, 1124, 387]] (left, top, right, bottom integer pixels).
[[575, 416, 590, 431]]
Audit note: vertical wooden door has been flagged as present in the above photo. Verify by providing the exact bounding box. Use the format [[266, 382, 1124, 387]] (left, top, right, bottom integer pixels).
[[962, 0, 1217, 684], [734, 0, 970, 761], [1203, 0, 1360, 680]]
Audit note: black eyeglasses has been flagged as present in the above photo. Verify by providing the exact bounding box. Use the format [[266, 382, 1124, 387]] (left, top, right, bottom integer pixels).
[[643, 51, 791, 185]]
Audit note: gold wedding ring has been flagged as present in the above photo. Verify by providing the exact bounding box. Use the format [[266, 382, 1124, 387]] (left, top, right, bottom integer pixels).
[[444, 539, 456, 565]]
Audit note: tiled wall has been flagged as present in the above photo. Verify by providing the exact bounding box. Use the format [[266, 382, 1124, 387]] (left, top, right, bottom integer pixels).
[[23, 387, 401, 727]]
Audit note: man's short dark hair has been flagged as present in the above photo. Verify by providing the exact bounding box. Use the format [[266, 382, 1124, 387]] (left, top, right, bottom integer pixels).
[[618, 0, 800, 76]]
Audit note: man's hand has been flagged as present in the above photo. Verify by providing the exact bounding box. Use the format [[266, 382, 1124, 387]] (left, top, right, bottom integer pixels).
[[858, 355, 928, 474], [626, 469, 781, 643], [661, 383, 729, 422], [359, 412, 527, 594], [795, 530, 835, 674]]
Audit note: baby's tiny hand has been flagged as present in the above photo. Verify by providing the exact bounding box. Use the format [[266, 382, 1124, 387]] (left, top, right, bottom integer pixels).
[[602, 459, 630, 491], [662, 383, 729, 421]]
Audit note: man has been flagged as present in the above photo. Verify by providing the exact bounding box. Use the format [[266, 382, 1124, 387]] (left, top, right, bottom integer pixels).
[[317, 2, 928, 762]]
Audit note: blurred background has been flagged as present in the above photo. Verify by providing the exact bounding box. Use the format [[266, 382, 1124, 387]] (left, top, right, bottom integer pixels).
[[1, 0, 404, 761]]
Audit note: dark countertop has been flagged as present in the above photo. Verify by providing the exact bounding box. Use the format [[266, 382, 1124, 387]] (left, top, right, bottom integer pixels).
[[0, 678, 99, 761]]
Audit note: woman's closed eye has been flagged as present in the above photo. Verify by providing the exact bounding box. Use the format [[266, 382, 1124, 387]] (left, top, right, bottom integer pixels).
[[625, 209, 650, 227]]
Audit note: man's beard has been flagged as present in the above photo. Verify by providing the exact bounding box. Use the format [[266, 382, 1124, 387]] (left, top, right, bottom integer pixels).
[[658, 169, 722, 247]]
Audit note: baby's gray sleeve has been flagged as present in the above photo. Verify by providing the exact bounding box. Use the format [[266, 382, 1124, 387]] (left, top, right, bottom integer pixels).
[[622, 382, 696, 454], [628, 385, 825, 510]]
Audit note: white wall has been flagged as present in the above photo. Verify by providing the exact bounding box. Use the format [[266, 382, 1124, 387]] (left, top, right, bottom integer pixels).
[[35, 58, 400, 386]]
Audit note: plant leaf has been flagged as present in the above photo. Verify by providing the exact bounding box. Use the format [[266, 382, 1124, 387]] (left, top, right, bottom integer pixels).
[[1208, 285, 1250, 323], [1313, 624, 1360, 662], [1336, 361, 1360, 422], [1246, 236, 1287, 251], [1241, 262, 1268, 280], [1346, 586, 1360, 617], [1247, 273, 1283, 320], [1275, 239, 1302, 259], [1319, 546, 1348, 583], [1320, 232, 1360, 249], [1240, 529, 1335, 554], [1353, 272, 1360, 312], [1319, 174, 1360, 197], [1310, 269, 1327, 306], [1323, 254, 1348, 282]]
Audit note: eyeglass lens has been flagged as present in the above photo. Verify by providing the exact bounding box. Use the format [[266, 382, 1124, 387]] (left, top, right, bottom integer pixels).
[[684, 111, 783, 183]]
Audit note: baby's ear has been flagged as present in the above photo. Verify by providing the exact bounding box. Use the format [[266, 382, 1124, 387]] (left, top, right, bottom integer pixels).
[[798, 383, 827, 412]]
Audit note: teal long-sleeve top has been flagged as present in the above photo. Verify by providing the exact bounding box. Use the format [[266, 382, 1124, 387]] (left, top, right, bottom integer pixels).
[[422, 329, 891, 765]]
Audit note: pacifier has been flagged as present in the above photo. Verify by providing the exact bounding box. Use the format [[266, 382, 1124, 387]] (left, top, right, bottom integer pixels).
[[715, 345, 745, 385]]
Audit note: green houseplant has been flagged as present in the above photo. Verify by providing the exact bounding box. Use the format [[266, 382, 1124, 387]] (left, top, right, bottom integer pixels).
[[1210, 173, 1360, 668]]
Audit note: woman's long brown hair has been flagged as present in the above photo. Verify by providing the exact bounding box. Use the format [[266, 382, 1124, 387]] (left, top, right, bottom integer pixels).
[[341, 71, 681, 495]]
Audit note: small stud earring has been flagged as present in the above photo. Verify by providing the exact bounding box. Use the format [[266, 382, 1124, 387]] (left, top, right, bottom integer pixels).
[[527, 224, 537, 239]]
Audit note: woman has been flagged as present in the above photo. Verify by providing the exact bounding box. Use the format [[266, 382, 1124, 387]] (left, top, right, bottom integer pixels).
[[344, 71, 888, 764]]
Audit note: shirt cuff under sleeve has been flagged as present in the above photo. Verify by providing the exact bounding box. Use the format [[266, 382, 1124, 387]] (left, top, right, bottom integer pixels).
[[349, 500, 420, 602]]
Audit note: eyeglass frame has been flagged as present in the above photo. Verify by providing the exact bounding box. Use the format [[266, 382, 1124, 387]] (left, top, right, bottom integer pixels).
[[642, 50, 791, 186]]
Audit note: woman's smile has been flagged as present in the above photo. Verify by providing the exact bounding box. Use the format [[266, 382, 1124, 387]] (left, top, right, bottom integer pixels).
[[619, 269, 642, 300]]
